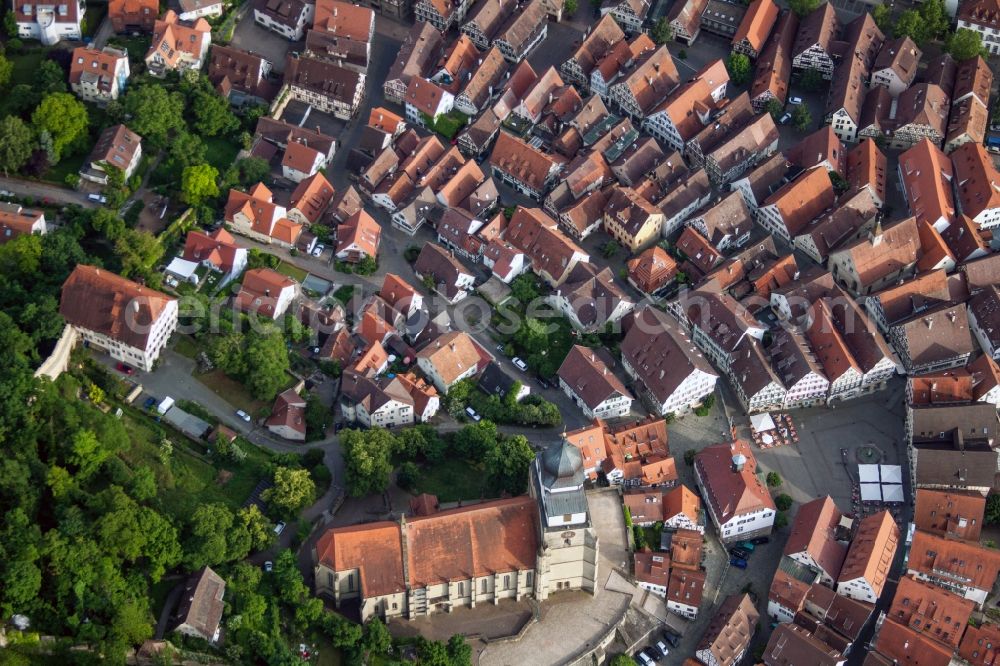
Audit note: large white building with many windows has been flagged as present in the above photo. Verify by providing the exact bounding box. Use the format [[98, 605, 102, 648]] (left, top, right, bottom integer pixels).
[[59, 265, 177, 372]]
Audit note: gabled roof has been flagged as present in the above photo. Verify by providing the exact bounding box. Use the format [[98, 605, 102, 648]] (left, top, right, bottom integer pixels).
[[490, 131, 559, 192], [60, 265, 175, 350], [234, 268, 296, 318], [953, 142, 1000, 220], [732, 0, 779, 52], [899, 139, 955, 227], [784, 496, 847, 580], [792, 2, 838, 59], [832, 216, 920, 289], [837, 510, 897, 598], [698, 593, 759, 666], [566, 13, 625, 78], [183, 227, 242, 275], [872, 618, 955, 666], [266, 387, 307, 435], [558, 345, 632, 410], [694, 440, 774, 524], [289, 172, 335, 225], [762, 166, 836, 237], [415, 330, 481, 385], [86, 124, 142, 172], [173, 567, 225, 641], [913, 488, 985, 541]]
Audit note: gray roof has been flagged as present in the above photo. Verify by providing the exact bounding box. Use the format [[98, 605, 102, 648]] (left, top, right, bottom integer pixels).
[[535, 443, 589, 524]]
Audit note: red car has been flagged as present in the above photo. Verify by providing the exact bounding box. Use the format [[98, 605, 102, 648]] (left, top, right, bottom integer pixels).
[[115, 362, 134, 375]]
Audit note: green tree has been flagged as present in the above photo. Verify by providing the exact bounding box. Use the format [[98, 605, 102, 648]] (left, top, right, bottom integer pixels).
[[123, 83, 186, 148], [799, 68, 825, 91], [510, 273, 541, 304], [0, 53, 13, 90], [31, 92, 89, 161], [919, 0, 950, 40], [789, 0, 819, 16], [130, 466, 157, 502], [829, 170, 849, 194], [871, 3, 891, 30], [362, 617, 392, 657], [397, 461, 420, 490], [3, 9, 17, 37], [115, 229, 164, 279], [243, 327, 291, 400], [91, 207, 128, 241], [895, 9, 930, 43], [725, 52, 752, 85], [447, 634, 473, 666], [775, 494, 793, 511], [766, 472, 782, 487], [986, 494, 1000, 524], [35, 60, 67, 95], [601, 240, 620, 258], [70, 429, 111, 479], [165, 130, 208, 173], [192, 90, 239, 136], [342, 427, 396, 497], [946, 28, 988, 59], [775, 512, 789, 529], [220, 157, 271, 191], [765, 98, 784, 122], [263, 467, 317, 518], [609, 656, 634, 666], [485, 435, 534, 495], [453, 420, 499, 460], [0, 115, 34, 175], [180, 164, 220, 206], [238, 504, 275, 552], [564, 0, 578, 16], [792, 104, 812, 131], [304, 393, 328, 440], [355, 254, 378, 275], [183, 503, 237, 569], [651, 17, 673, 44]]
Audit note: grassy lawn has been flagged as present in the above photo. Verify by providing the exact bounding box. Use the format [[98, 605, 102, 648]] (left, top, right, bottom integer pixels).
[[196, 368, 271, 415], [205, 136, 240, 172], [332, 285, 355, 305], [106, 35, 150, 67], [276, 260, 309, 283], [41, 152, 87, 186], [115, 403, 272, 519], [410, 459, 494, 503], [173, 335, 200, 359]]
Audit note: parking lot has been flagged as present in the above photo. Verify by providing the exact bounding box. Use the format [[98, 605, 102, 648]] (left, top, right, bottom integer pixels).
[[230, 14, 301, 73]]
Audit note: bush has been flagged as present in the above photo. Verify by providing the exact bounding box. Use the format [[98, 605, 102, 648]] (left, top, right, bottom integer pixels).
[[775, 512, 789, 529], [404, 246, 420, 263], [302, 448, 325, 468], [397, 461, 420, 490], [766, 472, 782, 487], [775, 494, 793, 511]]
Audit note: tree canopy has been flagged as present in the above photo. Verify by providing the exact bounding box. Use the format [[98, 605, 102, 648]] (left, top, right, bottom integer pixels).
[[0, 115, 34, 175], [31, 92, 88, 161]]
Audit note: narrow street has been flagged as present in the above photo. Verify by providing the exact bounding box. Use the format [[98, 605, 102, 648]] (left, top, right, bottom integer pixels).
[[0, 175, 98, 208]]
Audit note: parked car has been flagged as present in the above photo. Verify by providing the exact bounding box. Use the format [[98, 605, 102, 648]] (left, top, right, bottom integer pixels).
[[654, 640, 669, 657], [789, 96, 803, 105], [236, 409, 251, 422], [143, 397, 157, 409], [750, 536, 770, 545], [730, 556, 748, 569], [465, 406, 482, 422], [635, 649, 656, 666], [512, 357, 528, 371], [334, 422, 346, 432], [736, 541, 756, 552], [662, 631, 681, 648], [730, 547, 752, 560], [312, 244, 325, 257], [779, 112, 792, 125], [264, 561, 273, 572], [274, 521, 286, 535], [535, 375, 551, 390], [87, 193, 108, 204], [115, 362, 134, 375]]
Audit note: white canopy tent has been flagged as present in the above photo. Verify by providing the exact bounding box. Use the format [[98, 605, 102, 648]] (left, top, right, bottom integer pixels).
[[750, 413, 776, 433], [860, 483, 882, 502], [880, 465, 902, 484], [882, 484, 904, 503], [858, 465, 880, 483], [165, 257, 199, 284]]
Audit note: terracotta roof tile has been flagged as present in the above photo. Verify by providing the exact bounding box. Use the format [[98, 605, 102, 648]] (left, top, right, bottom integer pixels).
[[838, 510, 898, 598]]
